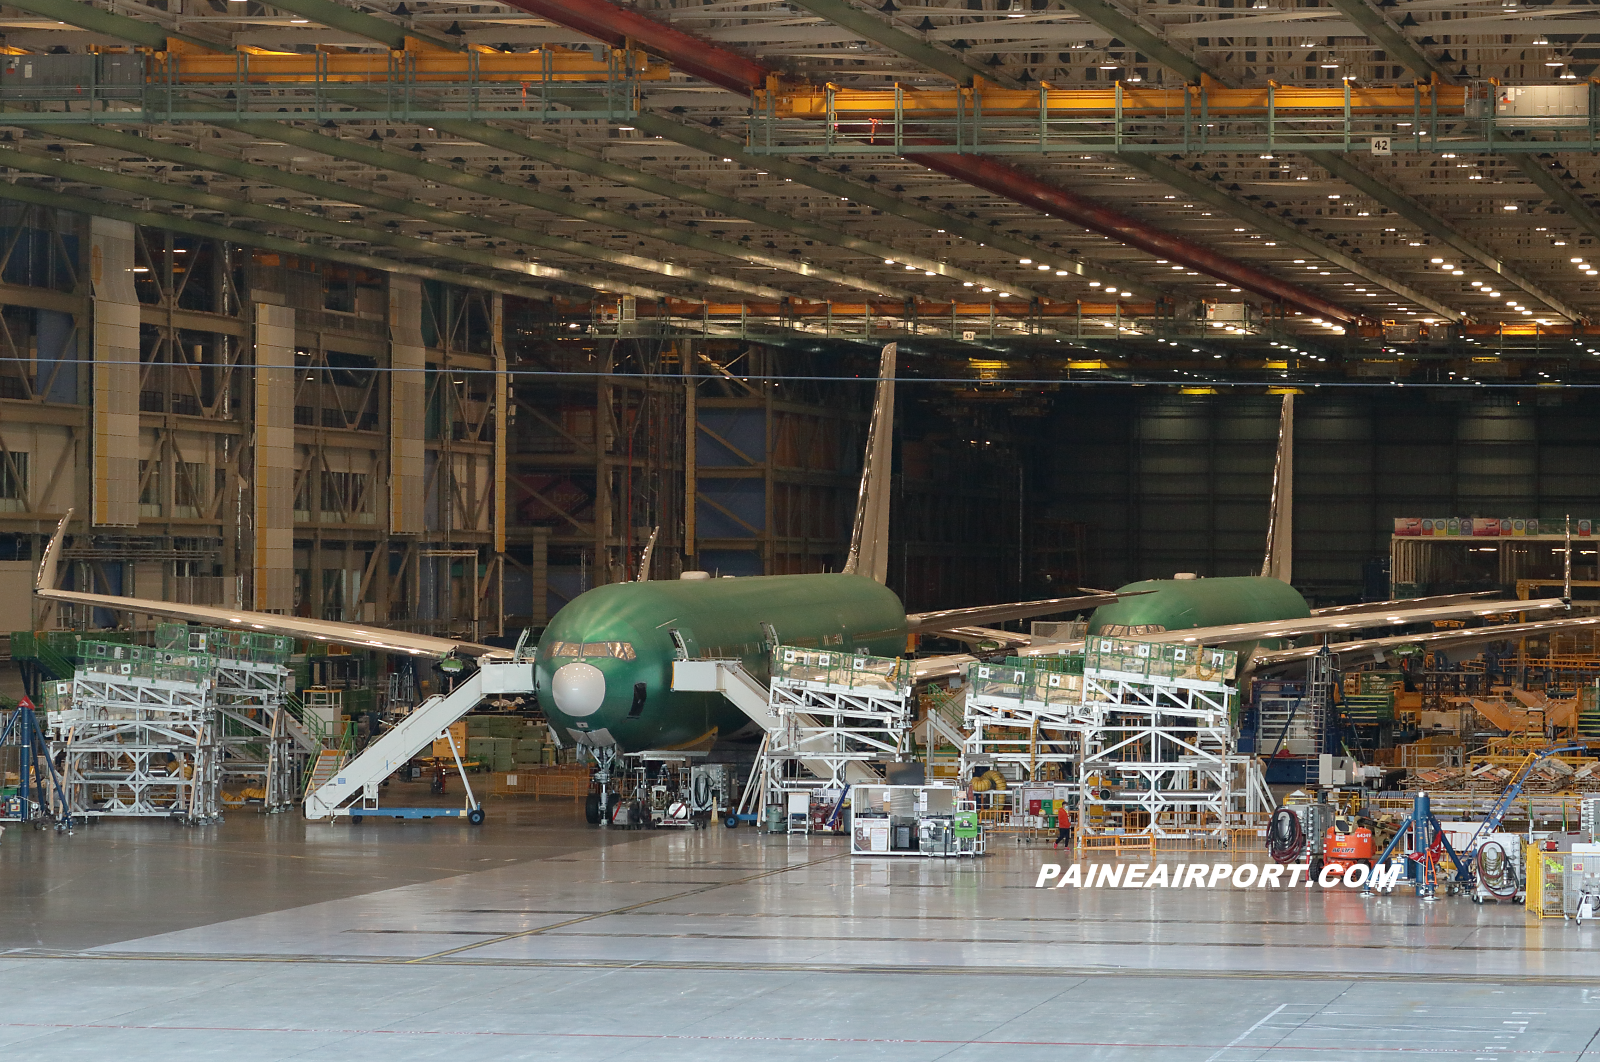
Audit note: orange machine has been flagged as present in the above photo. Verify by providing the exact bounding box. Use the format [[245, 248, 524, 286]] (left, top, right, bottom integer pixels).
[[1323, 822, 1375, 876]]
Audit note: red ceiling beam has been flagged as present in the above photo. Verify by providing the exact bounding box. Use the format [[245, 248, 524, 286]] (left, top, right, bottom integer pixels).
[[916, 153, 1358, 323], [499, 0, 767, 93], [505, 0, 1363, 323]]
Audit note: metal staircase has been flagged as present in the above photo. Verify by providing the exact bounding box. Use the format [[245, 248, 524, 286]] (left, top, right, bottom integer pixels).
[[302, 660, 533, 820], [304, 749, 346, 796]]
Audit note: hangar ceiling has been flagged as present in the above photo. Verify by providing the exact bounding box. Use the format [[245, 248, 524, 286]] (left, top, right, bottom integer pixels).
[[4, 0, 1600, 378]]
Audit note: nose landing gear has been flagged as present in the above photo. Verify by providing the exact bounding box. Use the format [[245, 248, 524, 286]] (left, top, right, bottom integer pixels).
[[583, 746, 620, 826]]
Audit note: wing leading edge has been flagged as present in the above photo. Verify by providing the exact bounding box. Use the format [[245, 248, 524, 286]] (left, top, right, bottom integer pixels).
[[1249, 615, 1600, 672], [34, 510, 504, 659], [905, 590, 1147, 635], [1128, 597, 1571, 648]]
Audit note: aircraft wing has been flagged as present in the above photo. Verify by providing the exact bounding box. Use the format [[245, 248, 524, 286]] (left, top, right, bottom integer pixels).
[[1249, 614, 1600, 672], [905, 590, 1143, 634], [935, 626, 1037, 649], [907, 637, 1085, 683], [1130, 597, 1569, 647], [33, 510, 504, 659], [1309, 592, 1499, 617]]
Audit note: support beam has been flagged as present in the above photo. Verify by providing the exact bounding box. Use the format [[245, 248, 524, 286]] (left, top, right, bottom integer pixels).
[[494, 0, 768, 94], [437, 120, 1043, 300], [917, 153, 1362, 323], [252, 0, 461, 51], [1051, 0, 1213, 86], [0, 181, 558, 301], [515, 0, 1356, 316], [36, 124, 796, 302], [1323, 0, 1453, 84], [1021, 0, 1494, 319], [1115, 155, 1461, 321], [2, 0, 215, 50], [1512, 155, 1600, 260], [785, 0, 1017, 88], [222, 120, 910, 298], [633, 114, 1159, 299], [1307, 151, 1582, 323], [0, 145, 677, 299]]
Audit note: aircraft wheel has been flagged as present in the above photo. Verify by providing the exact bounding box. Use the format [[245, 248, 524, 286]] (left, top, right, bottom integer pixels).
[[467, 807, 486, 826], [585, 792, 602, 825]]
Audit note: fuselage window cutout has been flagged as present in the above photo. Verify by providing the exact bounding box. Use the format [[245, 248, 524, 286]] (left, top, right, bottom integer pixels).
[[668, 629, 688, 661], [628, 681, 648, 718]]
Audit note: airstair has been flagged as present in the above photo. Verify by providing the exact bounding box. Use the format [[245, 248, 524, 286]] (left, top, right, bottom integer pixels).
[[304, 749, 346, 796], [302, 661, 533, 820]]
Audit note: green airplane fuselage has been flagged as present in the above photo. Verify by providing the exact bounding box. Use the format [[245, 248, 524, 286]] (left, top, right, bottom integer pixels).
[[1087, 575, 1312, 646], [536, 573, 906, 750], [536, 572, 1310, 753]]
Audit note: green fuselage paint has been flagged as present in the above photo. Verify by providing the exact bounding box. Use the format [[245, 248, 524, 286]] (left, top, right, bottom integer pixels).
[[536, 573, 906, 751], [537, 572, 1309, 754], [1088, 576, 1311, 635]]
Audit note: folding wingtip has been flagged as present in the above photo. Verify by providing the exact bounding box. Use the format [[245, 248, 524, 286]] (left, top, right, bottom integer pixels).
[[35, 507, 72, 594]]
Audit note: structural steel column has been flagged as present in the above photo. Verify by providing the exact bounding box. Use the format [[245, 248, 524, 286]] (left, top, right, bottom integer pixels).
[[252, 302, 295, 613], [388, 275, 426, 536], [683, 338, 696, 562], [89, 217, 139, 528], [492, 292, 507, 559]]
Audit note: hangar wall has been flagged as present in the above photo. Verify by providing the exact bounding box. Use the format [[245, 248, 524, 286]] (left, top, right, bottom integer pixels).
[[1046, 392, 1600, 602]]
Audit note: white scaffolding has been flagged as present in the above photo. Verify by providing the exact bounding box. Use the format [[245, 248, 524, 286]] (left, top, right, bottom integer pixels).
[[47, 643, 222, 823], [44, 626, 304, 823], [961, 662, 1083, 784], [763, 647, 911, 796], [1077, 640, 1270, 839], [955, 638, 1270, 839]]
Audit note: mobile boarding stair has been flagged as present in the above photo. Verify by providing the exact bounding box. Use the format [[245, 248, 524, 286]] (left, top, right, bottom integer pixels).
[[302, 659, 535, 823]]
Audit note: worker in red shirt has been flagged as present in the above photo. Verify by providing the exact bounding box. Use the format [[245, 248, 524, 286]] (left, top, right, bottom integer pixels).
[[1053, 800, 1072, 849]]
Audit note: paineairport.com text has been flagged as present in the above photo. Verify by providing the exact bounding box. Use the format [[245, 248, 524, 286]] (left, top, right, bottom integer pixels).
[[1033, 862, 1405, 890]]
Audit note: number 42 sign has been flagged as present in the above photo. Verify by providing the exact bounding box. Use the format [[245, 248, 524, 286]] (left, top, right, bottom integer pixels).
[[1370, 136, 1393, 156]]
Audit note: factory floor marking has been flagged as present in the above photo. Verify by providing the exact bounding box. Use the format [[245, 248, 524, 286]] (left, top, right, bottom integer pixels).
[[400, 850, 848, 963]]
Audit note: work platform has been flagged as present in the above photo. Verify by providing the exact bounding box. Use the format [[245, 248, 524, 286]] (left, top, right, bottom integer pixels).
[[671, 648, 902, 818], [957, 636, 1270, 840]]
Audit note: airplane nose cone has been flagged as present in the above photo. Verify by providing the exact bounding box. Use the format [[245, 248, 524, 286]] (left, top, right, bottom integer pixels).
[[551, 661, 606, 717]]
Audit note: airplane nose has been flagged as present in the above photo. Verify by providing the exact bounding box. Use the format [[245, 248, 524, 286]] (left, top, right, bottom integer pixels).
[[551, 661, 606, 717]]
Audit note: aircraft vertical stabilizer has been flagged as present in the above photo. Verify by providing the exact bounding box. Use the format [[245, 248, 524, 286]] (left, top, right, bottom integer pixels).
[[843, 342, 896, 584], [1261, 393, 1294, 584]]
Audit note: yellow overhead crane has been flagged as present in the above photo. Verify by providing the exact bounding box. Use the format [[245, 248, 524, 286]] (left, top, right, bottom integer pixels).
[[129, 39, 670, 83], [757, 76, 1468, 120]]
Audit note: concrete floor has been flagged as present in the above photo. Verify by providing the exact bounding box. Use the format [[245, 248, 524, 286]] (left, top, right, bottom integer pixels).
[[5, 800, 1600, 1060]]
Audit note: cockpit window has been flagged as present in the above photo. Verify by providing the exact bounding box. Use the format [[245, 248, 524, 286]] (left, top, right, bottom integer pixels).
[[547, 641, 636, 660], [1098, 624, 1168, 637]]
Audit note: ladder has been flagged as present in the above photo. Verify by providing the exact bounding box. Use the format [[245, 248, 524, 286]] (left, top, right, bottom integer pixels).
[[1304, 648, 1333, 786]]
